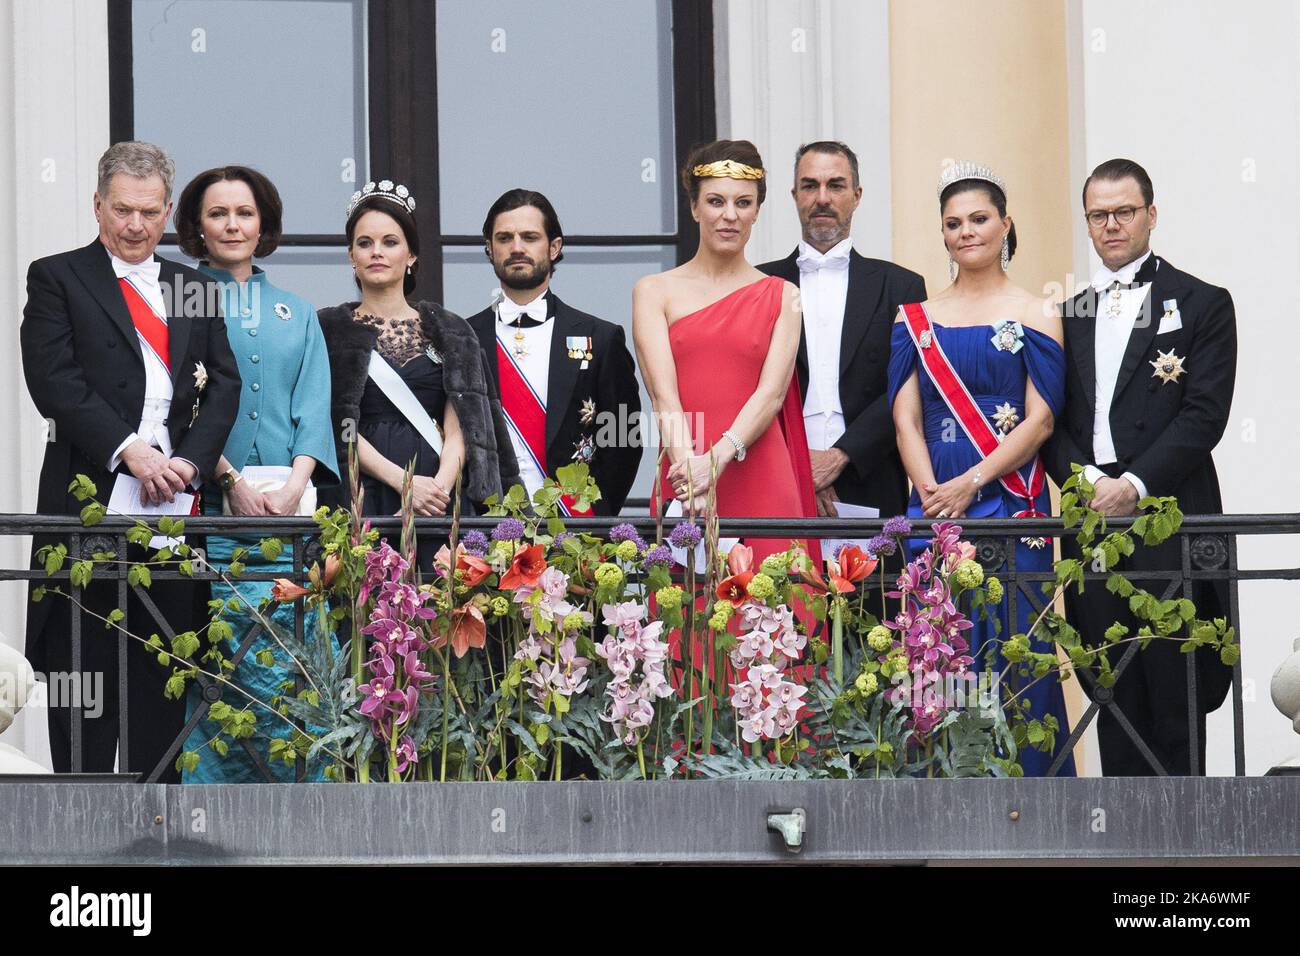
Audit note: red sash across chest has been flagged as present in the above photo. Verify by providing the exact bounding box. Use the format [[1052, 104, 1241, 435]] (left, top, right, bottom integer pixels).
[[494, 340, 591, 517], [899, 302, 1046, 517]]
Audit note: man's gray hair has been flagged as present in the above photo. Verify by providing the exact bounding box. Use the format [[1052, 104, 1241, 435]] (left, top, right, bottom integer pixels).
[[96, 141, 176, 202], [793, 140, 861, 190]]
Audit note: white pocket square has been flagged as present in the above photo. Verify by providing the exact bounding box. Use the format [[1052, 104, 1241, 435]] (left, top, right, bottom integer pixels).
[[1157, 310, 1183, 334]]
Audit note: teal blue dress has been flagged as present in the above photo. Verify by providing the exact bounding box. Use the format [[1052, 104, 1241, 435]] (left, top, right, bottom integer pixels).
[[182, 266, 339, 783]]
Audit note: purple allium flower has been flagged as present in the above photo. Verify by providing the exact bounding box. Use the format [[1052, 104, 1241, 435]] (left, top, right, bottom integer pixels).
[[609, 523, 645, 546], [669, 522, 702, 550], [554, 531, 575, 548], [645, 544, 672, 568], [882, 515, 912, 537], [461, 530, 489, 556], [492, 517, 526, 542], [866, 533, 897, 557]]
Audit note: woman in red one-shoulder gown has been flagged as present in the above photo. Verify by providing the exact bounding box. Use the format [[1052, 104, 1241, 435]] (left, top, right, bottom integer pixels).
[[633, 140, 819, 567]]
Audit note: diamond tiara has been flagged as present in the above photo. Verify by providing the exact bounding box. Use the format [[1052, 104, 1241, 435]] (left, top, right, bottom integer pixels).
[[937, 161, 1007, 199], [347, 179, 416, 216]]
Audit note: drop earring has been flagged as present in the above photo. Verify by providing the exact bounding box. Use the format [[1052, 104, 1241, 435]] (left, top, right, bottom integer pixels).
[[948, 256, 957, 282], [1000, 237, 1010, 272]]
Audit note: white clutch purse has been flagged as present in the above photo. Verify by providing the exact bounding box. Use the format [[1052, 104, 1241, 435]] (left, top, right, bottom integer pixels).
[[221, 465, 317, 517]]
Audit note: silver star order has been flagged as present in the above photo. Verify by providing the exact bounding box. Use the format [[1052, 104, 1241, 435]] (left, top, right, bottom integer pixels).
[[1150, 349, 1187, 384], [579, 397, 596, 426], [993, 402, 1019, 433], [918, 329, 933, 349]]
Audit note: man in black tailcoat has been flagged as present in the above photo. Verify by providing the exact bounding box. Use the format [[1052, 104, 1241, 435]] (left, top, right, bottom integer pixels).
[[758, 141, 925, 523], [1045, 158, 1236, 776], [465, 188, 642, 516], [21, 141, 240, 779]]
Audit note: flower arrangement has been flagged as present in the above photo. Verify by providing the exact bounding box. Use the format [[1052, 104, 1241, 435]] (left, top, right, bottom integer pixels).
[[33, 461, 1239, 783]]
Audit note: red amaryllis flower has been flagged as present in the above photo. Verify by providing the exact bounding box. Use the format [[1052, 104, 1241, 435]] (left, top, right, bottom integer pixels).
[[441, 604, 486, 658], [829, 545, 878, 593], [434, 543, 492, 588], [271, 579, 310, 603], [716, 571, 754, 603], [715, 542, 756, 602], [499, 543, 547, 590]]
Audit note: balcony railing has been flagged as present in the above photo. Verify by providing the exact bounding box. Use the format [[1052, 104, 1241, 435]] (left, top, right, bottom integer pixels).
[[2, 511, 1291, 783]]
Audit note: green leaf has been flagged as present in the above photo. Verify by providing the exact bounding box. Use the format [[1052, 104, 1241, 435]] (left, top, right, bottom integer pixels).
[[69, 560, 94, 588], [212, 739, 229, 758], [79, 502, 106, 527], [43, 544, 68, 576], [105, 608, 125, 629], [145, 633, 164, 649], [259, 537, 284, 561], [67, 475, 98, 502], [208, 619, 233, 644], [163, 672, 187, 699], [228, 560, 245, 578], [1220, 645, 1240, 667], [127, 564, 152, 588], [171, 631, 200, 659], [176, 751, 200, 774], [126, 523, 155, 548], [255, 649, 276, 666], [177, 560, 194, 578], [1103, 622, 1129, 643], [1106, 573, 1134, 597]]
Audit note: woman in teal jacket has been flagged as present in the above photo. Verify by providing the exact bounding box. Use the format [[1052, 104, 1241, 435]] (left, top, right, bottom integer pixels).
[[174, 165, 338, 782]]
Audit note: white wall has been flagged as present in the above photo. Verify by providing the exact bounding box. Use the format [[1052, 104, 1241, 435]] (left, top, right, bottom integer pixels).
[[1077, 0, 1300, 773], [0, 0, 111, 769], [714, 0, 892, 264]]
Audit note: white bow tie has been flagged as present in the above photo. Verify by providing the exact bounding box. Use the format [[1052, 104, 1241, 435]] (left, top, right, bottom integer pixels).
[[111, 254, 161, 285], [498, 295, 548, 325], [797, 249, 850, 274]]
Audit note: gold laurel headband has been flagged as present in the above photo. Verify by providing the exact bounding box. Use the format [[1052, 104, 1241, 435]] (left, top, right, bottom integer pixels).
[[691, 159, 765, 181]]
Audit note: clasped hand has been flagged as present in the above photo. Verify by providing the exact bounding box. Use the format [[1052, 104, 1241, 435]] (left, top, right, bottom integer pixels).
[[920, 473, 977, 519], [123, 439, 195, 506], [404, 475, 451, 517], [667, 454, 716, 512]]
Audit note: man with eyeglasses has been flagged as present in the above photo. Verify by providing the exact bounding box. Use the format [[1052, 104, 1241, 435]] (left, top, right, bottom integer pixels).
[[1046, 157, 1236, 776]]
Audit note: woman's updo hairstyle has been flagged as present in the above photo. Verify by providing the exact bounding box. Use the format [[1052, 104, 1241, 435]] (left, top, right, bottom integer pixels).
[[680, 139, 767, 207], [939, 178, 1017, 262]]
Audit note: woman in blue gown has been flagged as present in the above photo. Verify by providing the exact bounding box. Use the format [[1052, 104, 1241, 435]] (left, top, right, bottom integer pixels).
[[173, 166, 339, 782], [887, 163, 1075, 777]]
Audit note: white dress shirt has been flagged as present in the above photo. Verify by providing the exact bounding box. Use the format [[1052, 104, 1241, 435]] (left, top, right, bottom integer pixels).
[[495, 290, 555, 498], [1084, 250, 1152, 499], [105, 251, 197, 481], [797, 238, 852, 451]]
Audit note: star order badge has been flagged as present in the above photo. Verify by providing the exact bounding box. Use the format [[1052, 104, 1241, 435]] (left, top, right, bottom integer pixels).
[[579, 397, 596, 426], [425, 345, 442, 364], [1150, 348, 1187, 384], [993, 402, 1020, 433], [571, 435, 595, 463], [918, 329, 933, 349]]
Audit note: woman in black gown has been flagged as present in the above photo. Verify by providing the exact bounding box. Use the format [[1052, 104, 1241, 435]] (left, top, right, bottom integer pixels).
[[319, 181, 519, 569]]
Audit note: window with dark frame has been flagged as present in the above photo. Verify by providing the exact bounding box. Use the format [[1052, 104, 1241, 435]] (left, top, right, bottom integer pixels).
[[108, 0, 715, 305]]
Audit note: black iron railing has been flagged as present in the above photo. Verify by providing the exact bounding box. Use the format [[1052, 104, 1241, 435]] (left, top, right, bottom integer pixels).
[[5, 511, 1289, 781]]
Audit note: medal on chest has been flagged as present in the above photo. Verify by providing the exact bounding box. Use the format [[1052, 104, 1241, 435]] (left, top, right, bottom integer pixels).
[[1107, 281, 1124, 319], [511, 326, 528, 358]]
